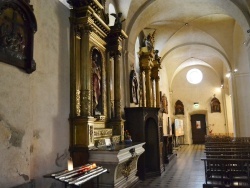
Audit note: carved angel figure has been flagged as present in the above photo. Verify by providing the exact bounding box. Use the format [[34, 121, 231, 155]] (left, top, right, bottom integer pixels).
[[110, 12, 125, 28]]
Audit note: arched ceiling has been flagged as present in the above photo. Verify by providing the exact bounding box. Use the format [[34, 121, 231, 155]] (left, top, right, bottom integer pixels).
[[124, 0, 250, 90]]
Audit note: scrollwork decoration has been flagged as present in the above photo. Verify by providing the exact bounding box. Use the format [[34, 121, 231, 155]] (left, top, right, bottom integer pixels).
[[121, 148, 137, 180]]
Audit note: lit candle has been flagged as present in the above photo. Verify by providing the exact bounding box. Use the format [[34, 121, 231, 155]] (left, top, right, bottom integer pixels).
[[68, 157, 73, 171]]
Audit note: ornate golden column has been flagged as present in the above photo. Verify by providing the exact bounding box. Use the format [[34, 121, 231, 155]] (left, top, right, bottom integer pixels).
[[151, 56, 161, 107], [69, 18, 96, 149], [106, 53, 112, 120], [138, 50, 154, 107], [107, 24, 128, 140], [145, 67, 153, 107], [139, 71, 146, 107], [80, 25, 92, 117], [155, 76, 160, 107]]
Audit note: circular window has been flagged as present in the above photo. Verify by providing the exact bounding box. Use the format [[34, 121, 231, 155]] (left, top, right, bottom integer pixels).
[[186, 68, 203, 84]]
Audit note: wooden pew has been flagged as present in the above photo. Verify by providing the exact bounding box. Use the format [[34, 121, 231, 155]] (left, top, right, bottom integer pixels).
[[205, 147, 250, 152], [205, 151, 250, 155], [202, 136, 250, 187], [201, 158, 250, 188]]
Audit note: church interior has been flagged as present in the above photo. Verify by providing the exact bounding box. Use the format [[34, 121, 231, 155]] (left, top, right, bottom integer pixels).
[[0, 0, 250, 187]]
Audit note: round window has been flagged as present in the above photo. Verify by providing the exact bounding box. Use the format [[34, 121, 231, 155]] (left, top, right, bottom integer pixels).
[[186, 68, 203, 84]]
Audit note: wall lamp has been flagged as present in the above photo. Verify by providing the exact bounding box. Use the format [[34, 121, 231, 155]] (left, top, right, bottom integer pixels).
[[194, 102, 199, 107]]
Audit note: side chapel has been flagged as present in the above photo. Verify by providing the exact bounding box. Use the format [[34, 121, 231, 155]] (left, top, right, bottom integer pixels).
[[67, 0, 164, 186]]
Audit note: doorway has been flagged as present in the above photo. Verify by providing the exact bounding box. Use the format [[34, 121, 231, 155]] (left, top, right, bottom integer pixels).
[[191, 114, 206, 144]]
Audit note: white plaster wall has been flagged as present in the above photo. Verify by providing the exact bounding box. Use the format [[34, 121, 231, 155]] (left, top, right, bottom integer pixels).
[[0, 0, 70, 187], [171, 65, 226, 144]]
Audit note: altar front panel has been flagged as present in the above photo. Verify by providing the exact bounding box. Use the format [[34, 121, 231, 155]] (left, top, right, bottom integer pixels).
[[89, 142, 145, 188]]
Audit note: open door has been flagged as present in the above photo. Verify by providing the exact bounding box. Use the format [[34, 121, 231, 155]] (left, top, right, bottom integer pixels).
[[191, 114, 206, 144]]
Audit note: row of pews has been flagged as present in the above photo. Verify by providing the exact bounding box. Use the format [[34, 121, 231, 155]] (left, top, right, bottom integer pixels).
[[202, 136, 250, 188]]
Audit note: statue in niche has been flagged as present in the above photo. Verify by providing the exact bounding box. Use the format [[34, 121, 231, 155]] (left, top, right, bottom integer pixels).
[[154, 50, 161, 64], [92, 50, 102, 115], [130, 70, 139, 104], [175, 100, 184, 115], [161, 93, 168, 114], [211, 95, 221, 113], [143, 31, 155, 52]]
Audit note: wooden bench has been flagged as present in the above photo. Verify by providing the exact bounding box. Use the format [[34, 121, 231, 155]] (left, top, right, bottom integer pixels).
[[202, 136, 250, 187], [205, 150, 250, 155], [201, 158, 250, 188], [205, 148, 250, 152]]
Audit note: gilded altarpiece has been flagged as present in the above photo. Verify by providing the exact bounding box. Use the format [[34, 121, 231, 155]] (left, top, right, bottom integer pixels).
[[67, 0, 110, 166], [68, 0, 128, 167], [67, 2, 145, 187]]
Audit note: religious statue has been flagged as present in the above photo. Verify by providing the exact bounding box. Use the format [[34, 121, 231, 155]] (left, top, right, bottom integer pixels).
[[129, 70, 139, 104], [110, 12, 125, 28], [154, 50, 161, 64], [161, 94, 168, 114], [143, 31, 155, 52]]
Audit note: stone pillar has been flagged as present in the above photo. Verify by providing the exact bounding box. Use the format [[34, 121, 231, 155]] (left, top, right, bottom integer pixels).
[[231, 74, 240, 136]]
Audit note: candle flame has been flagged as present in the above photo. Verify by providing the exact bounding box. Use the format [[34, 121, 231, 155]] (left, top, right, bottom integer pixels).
[[67, 158, 73, 171]]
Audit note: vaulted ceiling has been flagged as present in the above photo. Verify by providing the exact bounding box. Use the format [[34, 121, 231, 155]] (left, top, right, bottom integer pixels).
[[60, 0, 250, 93], [122, 0, 250, 90]]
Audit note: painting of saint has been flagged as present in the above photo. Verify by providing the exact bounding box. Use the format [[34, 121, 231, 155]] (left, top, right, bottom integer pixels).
[[92, 50, 102, 115]]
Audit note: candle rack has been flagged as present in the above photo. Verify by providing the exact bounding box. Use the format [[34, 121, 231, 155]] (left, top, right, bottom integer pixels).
[[44, 163, 108, 187]]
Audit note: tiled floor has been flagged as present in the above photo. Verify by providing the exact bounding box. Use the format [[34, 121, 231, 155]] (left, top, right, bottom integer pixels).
[[133, 144, 206, 188]]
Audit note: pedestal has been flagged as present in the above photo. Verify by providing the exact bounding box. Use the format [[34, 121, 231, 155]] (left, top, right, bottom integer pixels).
[[89, 142, 145, 188], [163, 135, 176, 163]]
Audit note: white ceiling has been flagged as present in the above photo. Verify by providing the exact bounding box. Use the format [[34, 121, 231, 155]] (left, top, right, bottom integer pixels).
[[59, 0, 250, 91], [122, 0, 250, 90]]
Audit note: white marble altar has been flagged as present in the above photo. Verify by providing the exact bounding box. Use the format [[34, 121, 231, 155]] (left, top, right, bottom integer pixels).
[[89, 142, 145, 188]]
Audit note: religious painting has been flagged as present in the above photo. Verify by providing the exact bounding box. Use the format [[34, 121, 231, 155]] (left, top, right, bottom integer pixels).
[[0, 0, 37, 73], [92, 48, 102, 115], [175, 100, 184, 115], [211, 95, 221, 113], [129, 70, 139, 104]]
